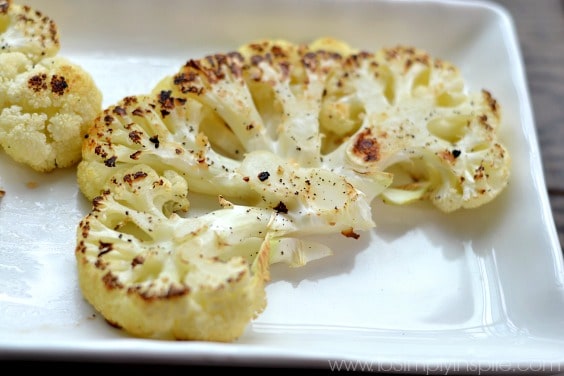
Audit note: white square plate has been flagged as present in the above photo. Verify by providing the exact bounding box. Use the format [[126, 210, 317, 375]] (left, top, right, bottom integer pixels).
[[2, 0, 564, 372]]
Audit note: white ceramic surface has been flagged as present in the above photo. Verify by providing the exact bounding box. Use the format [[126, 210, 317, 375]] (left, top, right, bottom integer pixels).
[[1, 0, 563, 372]]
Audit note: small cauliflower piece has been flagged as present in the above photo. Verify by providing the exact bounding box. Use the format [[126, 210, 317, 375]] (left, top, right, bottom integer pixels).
[[0, 53, 102, 171], [0, 1, 102, 172], [77, 164, 340, 341], [0, 0, 60, 62]]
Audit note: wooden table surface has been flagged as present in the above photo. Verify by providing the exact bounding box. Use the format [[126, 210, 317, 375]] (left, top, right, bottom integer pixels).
[[494, 0, 564, 251]]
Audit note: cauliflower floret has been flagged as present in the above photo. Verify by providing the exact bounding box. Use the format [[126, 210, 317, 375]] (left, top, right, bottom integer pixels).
[[0, 0, 60, 62], [0, 53, 102, 171], [0, 1, 102, 172]]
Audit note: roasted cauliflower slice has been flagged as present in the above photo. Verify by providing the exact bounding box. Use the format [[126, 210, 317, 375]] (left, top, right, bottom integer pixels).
[[79, 44, 391, 226], [76, 165, 270, 341], [78, 91, 382, 241], [112, 38, 388, 200], [319, 45, 511, 212], [77, 164, 366, 340]]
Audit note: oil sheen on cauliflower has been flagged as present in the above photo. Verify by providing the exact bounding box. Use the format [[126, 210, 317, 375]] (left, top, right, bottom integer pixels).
[[0, 0, 102, 172], [76, 37, 510, 341]]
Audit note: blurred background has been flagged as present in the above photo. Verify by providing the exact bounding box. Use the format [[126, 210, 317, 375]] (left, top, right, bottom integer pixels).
[[494, 0, 564, 251]]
